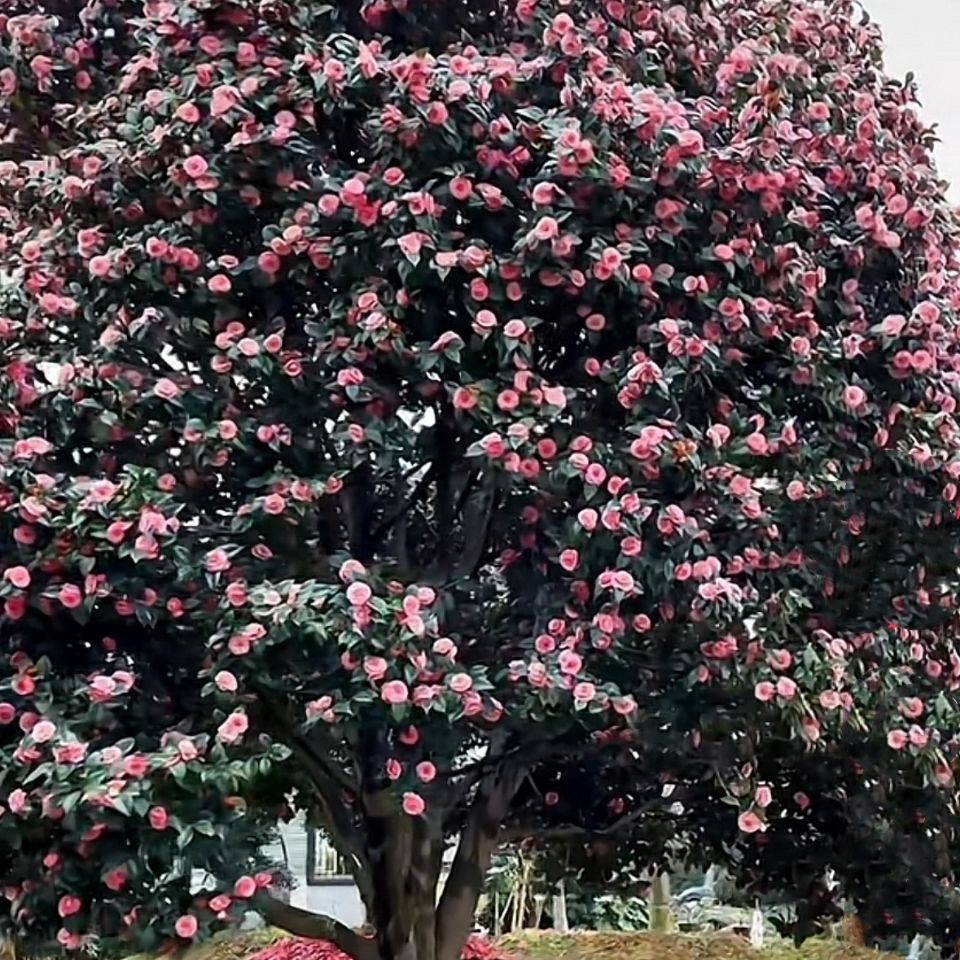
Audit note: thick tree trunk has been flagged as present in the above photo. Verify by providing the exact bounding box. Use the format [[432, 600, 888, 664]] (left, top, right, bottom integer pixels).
[[263, 747, 523, 960], [263, 854, 483, 960]]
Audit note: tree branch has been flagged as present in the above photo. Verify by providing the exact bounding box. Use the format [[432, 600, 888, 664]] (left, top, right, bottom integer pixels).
[[252, 686, 376, 909], [424, 471, 497, 586], [260, 896, 378, 960], [371, 461, 436, 543], [501, 790, 681, 842], [254, 685, 359, 793]]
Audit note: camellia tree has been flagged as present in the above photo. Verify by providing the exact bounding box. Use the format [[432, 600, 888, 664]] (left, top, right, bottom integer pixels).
[[4, 0, 960, 956]]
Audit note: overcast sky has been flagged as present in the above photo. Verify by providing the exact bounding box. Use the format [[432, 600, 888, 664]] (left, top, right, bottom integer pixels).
[[867, 0, 960, 198]]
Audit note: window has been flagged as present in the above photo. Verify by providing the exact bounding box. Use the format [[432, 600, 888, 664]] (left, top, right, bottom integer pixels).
[[306, 829, 351, 884]]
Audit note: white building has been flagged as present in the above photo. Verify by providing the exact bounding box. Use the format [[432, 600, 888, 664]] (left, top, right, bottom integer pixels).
[[263, 814, 368, 928]]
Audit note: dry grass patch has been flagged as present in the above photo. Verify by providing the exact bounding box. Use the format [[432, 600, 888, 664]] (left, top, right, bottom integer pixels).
[[497, 930, 888, 960]]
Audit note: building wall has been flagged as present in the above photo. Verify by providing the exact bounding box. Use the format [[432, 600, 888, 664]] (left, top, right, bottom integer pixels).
[[262, 814, 368, 929], [295, 882, 367, 929]]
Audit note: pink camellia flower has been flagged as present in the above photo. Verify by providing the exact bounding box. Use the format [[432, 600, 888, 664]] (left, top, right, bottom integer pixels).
[[205, 548, 231, 573], [793, 792, 811, 811], [258, 251, 282, 274], [533, 633, 556, 656], [57, 930, 82, 950], [819, 690, 841, 710], [155, 377, 181, 400], [4, 566, 30, 588], [59, 584, 83, 609], [124, 754, 150, 777], [31, 719, 56, 743], [8, 789, 27, 814], [453, 386, 478, 410], [218, 419, 238, 440], [737, 810, 764, 833], [183, 155, 209, 179], [217, 711, 249, 744], [887, 729, 908, 750], [209, 273, 232, 294], [881, 313, 906, 337], [215, 671, 238, 693], [531, 182, 557, 205], [398, 726, 420, 746], [449, 176, 472, 200], [386, 758, 403, 780], [900, 697, 924, 719], [573, 682, 596, 702], [842, 384, 866, 410], [612, 695, 636, 715], [381, 680, 409, 704], [908, 725, 929, 748], [56, 743, 87, 765], [449, 673, 473, 693], [770, 648, 793, 671], [363, 657, 388, 681], [106, 520, 132, 544], [533, 216, 559, 240], [149, 806, 169, 830], [558, 650, 583, 675], [433, 637, 457, 658], [416, 761, 437, 782], [229, 633, 251, 656], [402, 792, 426, 816], [104, 866, 129, 892], [786, 480, 806, 501], [558, 549, 579, 572], [58, 895, 82, 918], [209, 894, 232, 913], [225, 582, 247, 607], [346, 581, 372, 606], [754, 681, 775, 702], [88, 255, 112, 277], [755, 785, 773, 808], [175, 915, 199, 939], [233, 875, 257, 899], [775, 677, 797, 699]]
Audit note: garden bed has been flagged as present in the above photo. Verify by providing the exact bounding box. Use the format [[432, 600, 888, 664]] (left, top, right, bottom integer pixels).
[[121, 928, 891, 960]]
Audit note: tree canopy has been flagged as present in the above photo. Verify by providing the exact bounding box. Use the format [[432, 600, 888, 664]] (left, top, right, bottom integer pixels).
[[2, 0, 960, 955]]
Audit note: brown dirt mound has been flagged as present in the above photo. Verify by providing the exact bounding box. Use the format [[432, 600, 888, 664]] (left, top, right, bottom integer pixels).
[[497, 930, 887, 960]]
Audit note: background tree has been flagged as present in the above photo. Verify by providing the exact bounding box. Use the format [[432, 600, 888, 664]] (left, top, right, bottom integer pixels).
[[2, 0, 960, 957]]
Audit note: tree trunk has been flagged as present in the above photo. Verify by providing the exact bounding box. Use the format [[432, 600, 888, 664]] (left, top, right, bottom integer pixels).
[[264, 892, 467, 960], [264, 762, 524, 960]]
